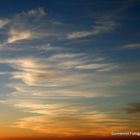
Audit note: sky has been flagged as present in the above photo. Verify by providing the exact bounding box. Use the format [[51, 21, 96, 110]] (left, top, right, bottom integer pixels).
[[0, 0, 140, 139]]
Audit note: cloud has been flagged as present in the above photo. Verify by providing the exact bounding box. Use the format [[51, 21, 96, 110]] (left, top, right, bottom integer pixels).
[[121, 43, 140, 49], [7, 29, 32, 43], [12, 71, 59, 86], [0, 51, 122, 90], [0, 57, 61, 86], [41, 52, 87, 70], [67, 31, 94, 39], [0, 52, 138, 89], [75, 63, 118, 71], [28, 7, 46, 17], [46, 53, 86, 68], [125, 102, 140, 113], [45, 53, 118, 72], [0, 57, 43, 70], [8, 58, 60, 86], [11, 103, 133, 136], [0, 19, 9, 28], [67, 20, 117, 39], [12, 115, 101, 136], [10, 58, 43, 70], [36, 44, 66, 52], [0, 6, 117, 46], [17, 7, 46, 18], [0, 7, 47, 45], [47, 53, 85, 60], [8, 7, 65, 42], [10, 103, 112, 136]]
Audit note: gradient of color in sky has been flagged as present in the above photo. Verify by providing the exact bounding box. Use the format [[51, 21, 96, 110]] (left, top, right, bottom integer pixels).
[[0, 0, 140, 139]]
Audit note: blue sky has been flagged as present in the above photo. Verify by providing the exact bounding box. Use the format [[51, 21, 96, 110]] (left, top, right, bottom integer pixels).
[[0, 0, 139, 138]]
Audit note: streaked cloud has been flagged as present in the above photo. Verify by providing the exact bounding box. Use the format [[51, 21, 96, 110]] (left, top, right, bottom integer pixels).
[[13, 7, 46, 21], [47, 53, 85, 61], [12, 113, 109, 136], [12, 71, 60, 86], [0, 7, 47, 46], [0, 7, 118, 46], [11, 106, 134, 136], [8, 58, 61, 86], [7, 29, 32, 43], [20, 7, 46, 17], [9, 58, 43, 70], [44, 53, 118, 72], [75, 63, 118, 71], [9, 102, 113, 136], [125, 102, 140, 113], [67, 20, 117, 39], [121, 43, 140, 49], [0, 19, 9, 28], [67, 31, 94, 39]]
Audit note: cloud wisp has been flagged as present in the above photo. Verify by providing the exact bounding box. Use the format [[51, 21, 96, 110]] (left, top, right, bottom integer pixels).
[[125, 102, 140, 113], [121, 43, 140, 49], [67, 20, 117, 39], [0, 19, 9, 28], [7, 29, 32, 43]]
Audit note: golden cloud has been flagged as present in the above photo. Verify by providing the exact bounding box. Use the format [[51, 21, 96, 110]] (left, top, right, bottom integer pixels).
[[8, 29, 32, 43]]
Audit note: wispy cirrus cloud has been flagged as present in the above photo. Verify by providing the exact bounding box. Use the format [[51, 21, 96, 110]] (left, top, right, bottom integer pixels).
[[7, 29, 32, 43], [11, 113, 109, 136], [125, 102, 140, 113], [75, 63, 118, 71], [19, 7, 46, 17], [10, 102, 135, 136], [9, 58, 61, 86], [44, 53, 118, 72], [0, 19, 9, 28], [67, 20, 117, 39], [2, 96, 113, 136], [0, 57, 61, 86], [0, 7, 47, 46], [121, 43, 140, 49], [12, 71, 60, 86], [0, 6, 119, 48]]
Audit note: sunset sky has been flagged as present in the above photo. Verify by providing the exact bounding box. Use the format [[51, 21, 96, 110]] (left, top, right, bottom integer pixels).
[[0, 0, 140, 139]]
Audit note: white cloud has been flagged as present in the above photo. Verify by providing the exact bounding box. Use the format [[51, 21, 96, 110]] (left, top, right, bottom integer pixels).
[[122, 43, 140, 49], [67, 31, 94, 39], [0, 57, 61, 86], [0, 7, 47, 45], [75, 63, 118, 71], [47, 53, 85, 61], [67, 20, 117, 39], [8, 58, 60, 86], [7, 29, 32, 43], [0, 19, 9, 28], [36, 44, 66, 52], [15, 7, 46, 19], [25, 7, 46, 17], [10, 58, 43, 70], [12, 71, 60, 86]]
